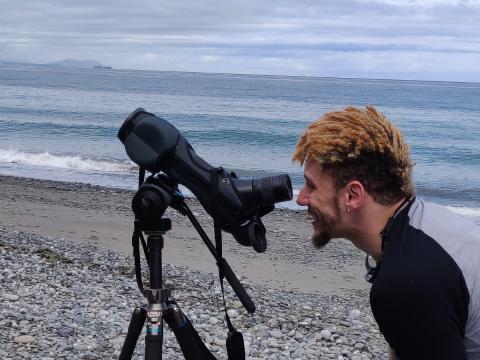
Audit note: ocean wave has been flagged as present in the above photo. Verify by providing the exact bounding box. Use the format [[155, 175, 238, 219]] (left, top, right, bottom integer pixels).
[[445, 205, 480, 219], [0, 149, 133, 173]]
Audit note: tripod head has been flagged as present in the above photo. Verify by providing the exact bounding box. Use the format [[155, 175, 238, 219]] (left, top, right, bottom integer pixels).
[[135, 217, 172, 234]]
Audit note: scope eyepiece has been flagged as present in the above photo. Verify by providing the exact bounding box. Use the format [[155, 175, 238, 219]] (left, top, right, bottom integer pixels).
[[251, 174, 292, 206]]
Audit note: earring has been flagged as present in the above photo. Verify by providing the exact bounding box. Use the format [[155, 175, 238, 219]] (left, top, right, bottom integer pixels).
[[346, 208, 351, 213]]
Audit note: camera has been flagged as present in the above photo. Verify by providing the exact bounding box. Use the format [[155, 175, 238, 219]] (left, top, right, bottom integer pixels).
[[118, 108, 292, 252]]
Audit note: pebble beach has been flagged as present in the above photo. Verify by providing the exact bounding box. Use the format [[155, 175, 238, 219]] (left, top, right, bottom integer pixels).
[[0, 176, 388, 359]]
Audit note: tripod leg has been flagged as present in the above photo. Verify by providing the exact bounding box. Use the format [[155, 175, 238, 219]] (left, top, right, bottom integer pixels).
[[164, 302, 217, 360], [145, 333, 163, 360], [120, 307, 147, 360]]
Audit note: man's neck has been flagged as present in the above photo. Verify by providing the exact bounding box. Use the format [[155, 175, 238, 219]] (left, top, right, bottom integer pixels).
[[347, 197, 407, 263]]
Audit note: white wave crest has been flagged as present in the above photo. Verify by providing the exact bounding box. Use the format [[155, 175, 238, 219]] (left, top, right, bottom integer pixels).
[[0, 149, 132, 173], [446, 205, 480, 219]]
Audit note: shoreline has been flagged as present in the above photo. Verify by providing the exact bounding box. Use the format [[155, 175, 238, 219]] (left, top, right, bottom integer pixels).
[[0, 174, 370, 296]]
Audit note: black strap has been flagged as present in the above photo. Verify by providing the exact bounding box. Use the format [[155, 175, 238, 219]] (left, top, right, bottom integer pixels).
[[209, 168, 245, 360], [364, 254, 379, 283], [133, 167, 149, 295], [132, 225, 146, 297]]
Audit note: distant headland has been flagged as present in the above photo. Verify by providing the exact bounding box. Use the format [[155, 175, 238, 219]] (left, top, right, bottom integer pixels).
[[49, 59, 112, 69], [0, 59, 112, 70]]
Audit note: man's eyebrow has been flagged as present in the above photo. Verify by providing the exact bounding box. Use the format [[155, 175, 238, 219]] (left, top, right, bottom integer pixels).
[[304, 174, 314, 184]]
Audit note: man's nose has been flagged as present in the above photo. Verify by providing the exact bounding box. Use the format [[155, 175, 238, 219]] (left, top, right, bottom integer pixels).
[[296, 187, 308, 206]]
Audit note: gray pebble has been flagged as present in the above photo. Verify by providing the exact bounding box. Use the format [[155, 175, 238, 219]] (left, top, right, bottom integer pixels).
[[4, 294, 20, 301], [14, 335, 35, 344], [320, 329, 332, 340]]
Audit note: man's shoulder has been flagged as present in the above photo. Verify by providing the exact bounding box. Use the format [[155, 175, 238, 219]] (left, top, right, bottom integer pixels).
[[372, 198, 472, 320], [374, 219, 468, 299], [406, 199, 480, 282], [408, 199, 479, 241], [374, 198, 480, 356]]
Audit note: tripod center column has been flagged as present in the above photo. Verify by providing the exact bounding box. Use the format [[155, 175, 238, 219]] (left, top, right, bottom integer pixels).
[[147, 234, 164, 291]]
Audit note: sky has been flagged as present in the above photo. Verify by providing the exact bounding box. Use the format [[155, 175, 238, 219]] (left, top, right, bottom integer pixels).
[[1, 0, 479, 81]]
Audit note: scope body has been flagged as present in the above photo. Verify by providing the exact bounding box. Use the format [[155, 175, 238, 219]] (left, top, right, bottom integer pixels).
[[118, 108, 292, 251]]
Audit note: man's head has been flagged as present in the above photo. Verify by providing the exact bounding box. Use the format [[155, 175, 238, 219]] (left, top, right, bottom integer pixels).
[[293, 106, 414, 248]]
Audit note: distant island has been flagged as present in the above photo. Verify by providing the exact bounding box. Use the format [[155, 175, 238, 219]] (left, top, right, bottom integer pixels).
[[48, 59, 112, 69], [0, 59, 113, 70]]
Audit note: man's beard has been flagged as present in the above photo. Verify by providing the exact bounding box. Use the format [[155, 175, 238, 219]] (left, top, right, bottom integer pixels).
[[310, 210, 335, 249], [312, 230, 332, 249]]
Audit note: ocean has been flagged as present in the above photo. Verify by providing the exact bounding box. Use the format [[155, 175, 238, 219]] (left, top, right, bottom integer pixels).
[[0, 63, 479, 223]]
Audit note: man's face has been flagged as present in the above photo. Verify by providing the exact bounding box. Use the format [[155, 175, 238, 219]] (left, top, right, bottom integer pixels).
[[296, 158, 344, 248]]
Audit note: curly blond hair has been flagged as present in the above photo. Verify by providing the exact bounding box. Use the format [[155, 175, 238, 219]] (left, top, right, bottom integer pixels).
[[293, 106, 414, 204]]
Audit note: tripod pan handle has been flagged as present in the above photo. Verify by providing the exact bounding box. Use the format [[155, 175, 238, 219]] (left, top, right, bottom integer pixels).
[[218, 258, 255, 313]]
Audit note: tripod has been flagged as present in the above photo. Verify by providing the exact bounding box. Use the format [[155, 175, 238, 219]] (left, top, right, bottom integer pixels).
[[119, 218, 217, 360], [119, 177, 254, 360]]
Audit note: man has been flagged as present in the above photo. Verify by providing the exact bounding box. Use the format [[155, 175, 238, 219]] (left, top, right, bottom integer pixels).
[[293, 106, 480, 359]]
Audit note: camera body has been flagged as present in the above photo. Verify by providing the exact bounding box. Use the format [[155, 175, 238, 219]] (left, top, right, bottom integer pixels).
[[118, 108, 292, 252]]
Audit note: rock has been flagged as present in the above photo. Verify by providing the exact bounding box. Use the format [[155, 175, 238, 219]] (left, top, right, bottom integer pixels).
[[354, 342, 365, 350], [73, 342, 90, 351], [214, 337, 226, 346], [348, 309, 362, 320], [319, 329, 332, 340], [14, 335, 35, 344], [364, 315, 375, 325], [208, 316, 219, 325], [269, 330, 283, 339], [4, 294, 20, 301], [227, 309, 238, 318]]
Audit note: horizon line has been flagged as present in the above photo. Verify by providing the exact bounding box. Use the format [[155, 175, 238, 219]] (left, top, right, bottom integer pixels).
[[1, 59, 479, 86]]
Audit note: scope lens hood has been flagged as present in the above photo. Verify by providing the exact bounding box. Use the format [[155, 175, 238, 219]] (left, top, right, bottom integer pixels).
[[117, 108, 149, 143], [118, 109, 180, 173]]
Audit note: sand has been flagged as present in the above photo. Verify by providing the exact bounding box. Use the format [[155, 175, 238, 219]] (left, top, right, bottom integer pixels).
[[0, 175, 370, 296]]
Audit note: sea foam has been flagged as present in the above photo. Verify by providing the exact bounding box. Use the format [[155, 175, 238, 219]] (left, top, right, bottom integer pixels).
[[0, 148, 132, 173], [446, 205, 480, 220]]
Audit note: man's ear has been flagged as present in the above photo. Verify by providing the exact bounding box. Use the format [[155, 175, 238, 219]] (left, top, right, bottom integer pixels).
[[344, 180, 365, 211]]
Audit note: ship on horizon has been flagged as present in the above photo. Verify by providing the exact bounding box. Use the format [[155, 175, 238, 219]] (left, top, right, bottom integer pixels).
[[93, 65, 112, 70]]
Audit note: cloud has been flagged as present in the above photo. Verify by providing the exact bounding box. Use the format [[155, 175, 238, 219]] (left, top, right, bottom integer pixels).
[[1, 0, 479, 81], [357, 0, 480, 6], [201, 55, 223, 63]]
